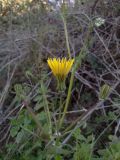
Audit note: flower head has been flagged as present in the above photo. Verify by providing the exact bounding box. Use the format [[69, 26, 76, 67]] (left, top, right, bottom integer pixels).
[[47, 57, 74, 81], [47, 57, 74, 90]]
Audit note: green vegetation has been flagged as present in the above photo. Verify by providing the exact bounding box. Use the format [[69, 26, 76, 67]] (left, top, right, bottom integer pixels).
[[0, 0, 120, 159]]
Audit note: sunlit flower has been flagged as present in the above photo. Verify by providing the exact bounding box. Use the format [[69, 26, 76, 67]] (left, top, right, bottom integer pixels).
[[47, 57, 74, 90], [47, 58, 74, 80]]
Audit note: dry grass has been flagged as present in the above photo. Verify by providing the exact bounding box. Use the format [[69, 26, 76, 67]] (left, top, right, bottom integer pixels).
[[0, 0, 120, 159]]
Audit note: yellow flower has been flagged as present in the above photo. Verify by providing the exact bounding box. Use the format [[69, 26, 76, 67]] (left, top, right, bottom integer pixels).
[[47, 58, 74, 80]]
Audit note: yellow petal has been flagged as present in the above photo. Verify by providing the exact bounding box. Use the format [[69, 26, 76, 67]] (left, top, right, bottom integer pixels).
[[47, 57, 74, 80]]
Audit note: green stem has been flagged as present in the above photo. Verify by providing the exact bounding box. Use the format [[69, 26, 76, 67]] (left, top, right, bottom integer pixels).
[[58, 12, 93, 130], [59, 70, 74, 128], [59, 51, 86, 129], [61, 13, 71, 58], [41, 82, 52, 138], [58, 94, 62, 124]]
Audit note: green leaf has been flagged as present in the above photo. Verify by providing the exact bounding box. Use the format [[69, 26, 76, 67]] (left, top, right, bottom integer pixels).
[[99, 84, 111, 100], [10, 126, 20, 137], [55, 155, 62, 160], [37, 111, 47, 123], [73, 128, 86, 141], [16, 130, 24, 144]]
